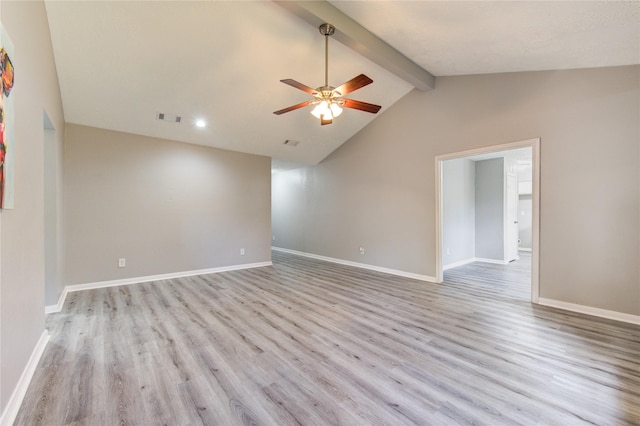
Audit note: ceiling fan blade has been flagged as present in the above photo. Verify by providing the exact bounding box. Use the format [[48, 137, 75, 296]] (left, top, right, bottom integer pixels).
[[342, 98, 382, 114], [280, 79, 317, 95], [273, 100, 313, 115], [320, 114, 333, 126], [334, 74, 373, 96]]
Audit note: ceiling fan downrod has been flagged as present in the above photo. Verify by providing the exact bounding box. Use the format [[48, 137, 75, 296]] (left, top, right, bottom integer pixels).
[[319, 23, 335, 89]]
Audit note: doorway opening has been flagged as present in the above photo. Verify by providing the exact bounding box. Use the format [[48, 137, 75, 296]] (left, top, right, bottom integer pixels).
[[435, 138, 540, 303]]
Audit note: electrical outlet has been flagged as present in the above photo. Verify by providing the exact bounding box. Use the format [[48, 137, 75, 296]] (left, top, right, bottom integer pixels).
[[446, 248, 451, 255], [359, 247, 365, 255], [272, 235, 276, 241], [118, 258, 126, 268], [240, 248, 245, 256]]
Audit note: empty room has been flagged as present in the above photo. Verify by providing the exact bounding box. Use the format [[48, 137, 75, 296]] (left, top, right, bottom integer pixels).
[[1, 1, 639, 425]]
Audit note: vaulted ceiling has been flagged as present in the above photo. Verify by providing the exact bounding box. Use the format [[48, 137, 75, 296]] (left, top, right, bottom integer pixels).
[[45, 1, 639, 165]]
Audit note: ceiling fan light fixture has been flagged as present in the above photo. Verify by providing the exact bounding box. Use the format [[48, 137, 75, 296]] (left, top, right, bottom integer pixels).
[[311, 101, 330, 119], [330, 102, 343, 117], [311, 100, 343, 122]]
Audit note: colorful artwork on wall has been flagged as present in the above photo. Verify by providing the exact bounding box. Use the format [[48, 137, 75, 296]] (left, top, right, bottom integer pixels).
[[1, 24, 15, 209]]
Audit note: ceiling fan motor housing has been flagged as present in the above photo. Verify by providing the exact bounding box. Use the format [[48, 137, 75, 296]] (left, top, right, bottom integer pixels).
[[316, 86, 337, 98]]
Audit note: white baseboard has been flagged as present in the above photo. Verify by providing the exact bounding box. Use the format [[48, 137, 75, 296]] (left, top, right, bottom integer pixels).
[[474, 257, 510, 265], [45, 286, 69, 314], [271, 249, 639, 325], [272, 247, 435, 282], [443, 258, 476, 271], [0, 330, 49, 426], [444, 257, 510, 270], [538, 298, 640, 326], [45, 261, 273, 314]]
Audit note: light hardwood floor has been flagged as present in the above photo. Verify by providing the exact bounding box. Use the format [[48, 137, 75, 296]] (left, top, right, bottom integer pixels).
[[15, 251, 640, 425]]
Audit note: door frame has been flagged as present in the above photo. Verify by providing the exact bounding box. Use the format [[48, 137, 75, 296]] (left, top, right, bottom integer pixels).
[[435, 138, 540, 303]]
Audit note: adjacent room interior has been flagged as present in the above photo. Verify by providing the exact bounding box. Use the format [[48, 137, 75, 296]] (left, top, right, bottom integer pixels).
[[1, 1, 639, 425], [440, 145, 535, 302]]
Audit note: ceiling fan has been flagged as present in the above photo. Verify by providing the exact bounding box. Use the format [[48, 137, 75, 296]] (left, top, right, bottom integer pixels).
[[273, 23, 381, 126]]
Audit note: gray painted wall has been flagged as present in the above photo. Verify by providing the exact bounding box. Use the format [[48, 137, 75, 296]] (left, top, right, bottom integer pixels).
[[0, 1, 65, 412], [272, 65, 640, 316], [442, 158, 475, 266], [64, 125, 272, 285], [475, 158, 505, 261]]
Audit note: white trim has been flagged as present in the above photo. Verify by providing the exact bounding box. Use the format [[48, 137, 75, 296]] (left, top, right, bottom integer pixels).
[[519, 248, 532, 252], [272, 247, 435, 282], [473, 257, 510, 265], [435, 138, 541, 304], [45, 261, 272, 314], [66, 261, 273, 293], [435, 158, 444, 282], [45, 286, 69, 314], [443, 258, 476, 270], [530, 139, 541, 303], [434, 139, 540, 163], [538, 298, 640, 326], [444, 257, 516, 271], [0, 331, 50, 426]]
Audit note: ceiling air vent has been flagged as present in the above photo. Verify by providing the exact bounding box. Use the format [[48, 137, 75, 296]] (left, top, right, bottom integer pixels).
[[156, 112, 182, 123], [283, 139, 300, 147]]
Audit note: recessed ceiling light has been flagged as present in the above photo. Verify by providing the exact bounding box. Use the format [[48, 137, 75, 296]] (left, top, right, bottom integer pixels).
[[195, 119, 206, 128]]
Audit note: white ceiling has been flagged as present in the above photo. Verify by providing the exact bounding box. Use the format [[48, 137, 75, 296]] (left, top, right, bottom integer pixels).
[[332, 1, 640, 76], [45, 1, 640, 165]]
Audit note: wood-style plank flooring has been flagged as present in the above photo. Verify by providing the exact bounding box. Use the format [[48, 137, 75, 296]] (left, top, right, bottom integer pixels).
[[444, 251, 531, 302], [15, 251, 640, 425]]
